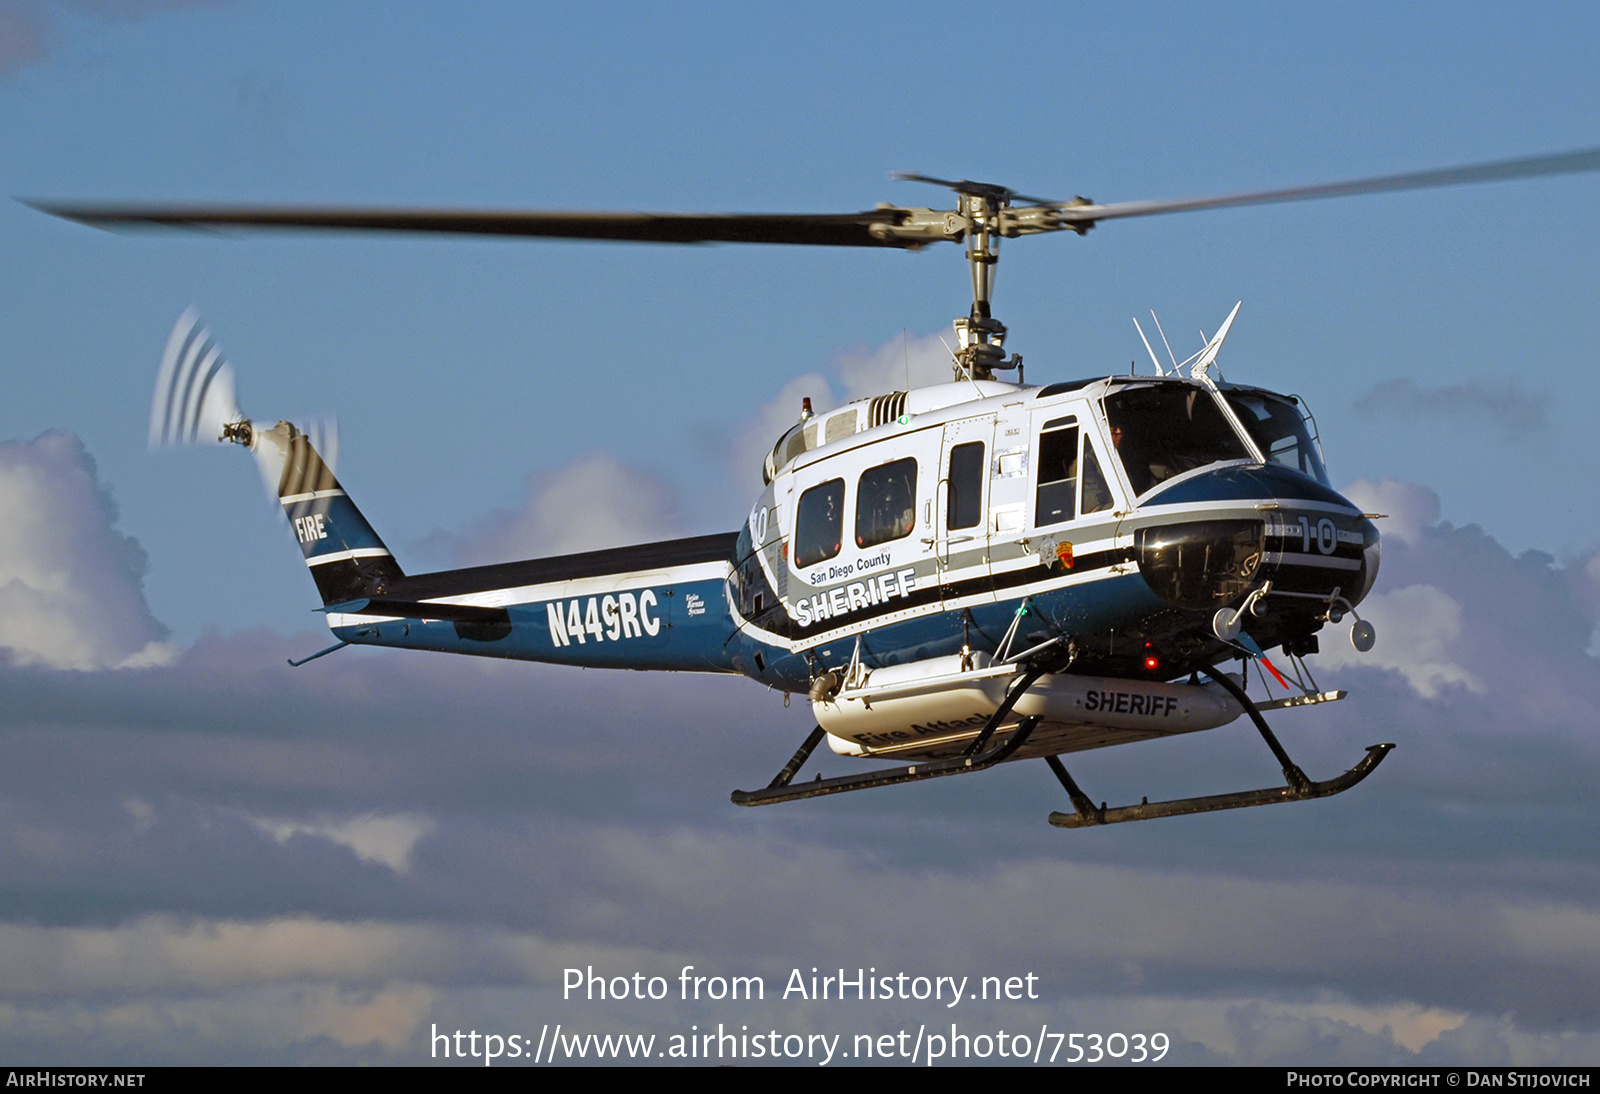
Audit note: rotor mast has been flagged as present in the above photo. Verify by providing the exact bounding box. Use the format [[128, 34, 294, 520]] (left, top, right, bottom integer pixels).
[[955, 183, 1018, 382], [881, 176, 1096, 382]]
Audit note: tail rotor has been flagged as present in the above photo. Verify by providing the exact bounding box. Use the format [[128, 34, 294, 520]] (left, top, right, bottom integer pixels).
[[151, 307, 340, 486], [151, 306, 243, 450], [150, 307, 398, 605]]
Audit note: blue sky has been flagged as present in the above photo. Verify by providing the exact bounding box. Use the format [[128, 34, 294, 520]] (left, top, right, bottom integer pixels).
[[1, 0, 1599, 1066]]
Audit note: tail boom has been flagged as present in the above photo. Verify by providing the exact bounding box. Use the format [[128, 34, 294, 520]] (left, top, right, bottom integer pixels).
[[233, 417, 740, 672], [320, 533, 742, 673]]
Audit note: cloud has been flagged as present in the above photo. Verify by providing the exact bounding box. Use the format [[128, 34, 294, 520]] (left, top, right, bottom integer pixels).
[[731, 332, 954, 489], [0, 430, 175, 670], [0, 912, 692, 999], [1345, 509, 1600, 742], [1571, 549, 1600, 624], [10, 832, 1600, 1053], [2, 444, 1600, 1062], [1341, 478, 1441, 547], [436, 452, 685, 566], [457, 331, 956, 553], [1252, 998, 1467, 1054], [0, 4, 46, 72], [0, 917, 446, 994], [249, 813, 436, 875], [286, 982, 431, 1051], [0, 982, 433, 1063], [731, 372, 834, 491], [833, 331, 955, 401], [0, 1, 215, 76], [1353, 378, 1548, 440], [1317, 584, 1482, 698]]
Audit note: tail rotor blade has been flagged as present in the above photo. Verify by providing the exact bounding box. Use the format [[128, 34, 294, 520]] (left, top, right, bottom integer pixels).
[[301, 415, 340, 479], [149, 309, 344, 507], [151, 307, 242, 448]]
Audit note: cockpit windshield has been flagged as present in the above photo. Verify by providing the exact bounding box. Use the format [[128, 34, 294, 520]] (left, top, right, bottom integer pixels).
[[1224, 391, 1329, 484], [1103, 383, 1251, 496]]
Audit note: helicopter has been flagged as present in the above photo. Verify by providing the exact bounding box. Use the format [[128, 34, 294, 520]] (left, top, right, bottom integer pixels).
[[31, 145, 1600, 828]]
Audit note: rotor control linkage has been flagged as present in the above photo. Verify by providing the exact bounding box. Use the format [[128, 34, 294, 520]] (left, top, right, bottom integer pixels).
[[1046, 668, 1394, 828], [731, 665, 1050, 807]]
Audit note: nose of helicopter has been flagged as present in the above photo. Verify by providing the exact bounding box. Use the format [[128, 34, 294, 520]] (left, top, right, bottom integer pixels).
[[1132, 463, 1380, 616]]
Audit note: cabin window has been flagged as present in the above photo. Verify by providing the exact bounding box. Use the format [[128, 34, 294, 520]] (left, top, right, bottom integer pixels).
[[1035, 420, 1079, 526], [1104, 384, 1250, 496], [1224, 392, 1329, 484], [795, 478, 845, 567], [856, 458, 917, 549], [947, 442, 985, 530]]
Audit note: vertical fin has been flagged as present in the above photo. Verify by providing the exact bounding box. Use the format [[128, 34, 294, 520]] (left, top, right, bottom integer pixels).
[[247, 421, 404, 605]]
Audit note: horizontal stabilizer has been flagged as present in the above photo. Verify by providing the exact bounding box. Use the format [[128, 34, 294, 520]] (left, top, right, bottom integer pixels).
[[321, 598, 510, 625]]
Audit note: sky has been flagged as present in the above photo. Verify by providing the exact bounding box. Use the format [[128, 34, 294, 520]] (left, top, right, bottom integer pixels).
[[1, 0, 1599, 1067]]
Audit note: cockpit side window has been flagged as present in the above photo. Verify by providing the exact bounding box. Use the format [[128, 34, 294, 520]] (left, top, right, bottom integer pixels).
[[794, 478, 845, 567], [1035, 419, 1079, 527], [1104, 385, 1250, 496], [1225, 392, 1330, 484], [1081, 438, 1114, 514], [856, 458, 917, 549]]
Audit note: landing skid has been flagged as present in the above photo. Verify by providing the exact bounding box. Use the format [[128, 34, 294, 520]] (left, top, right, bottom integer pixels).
[[731, 662, 1393, 827], [1046, 668, 1393, 827], [1046, 743, 1393, 827]]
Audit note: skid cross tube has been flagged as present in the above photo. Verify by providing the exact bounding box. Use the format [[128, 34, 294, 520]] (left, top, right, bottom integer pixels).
[[732, 665, 1050, 806], [1047, 666, 1394, 828], [767, 726, 826, 790]]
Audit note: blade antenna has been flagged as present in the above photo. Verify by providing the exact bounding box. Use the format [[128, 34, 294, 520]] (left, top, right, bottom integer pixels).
[[1191, 301, 1243, 383], [1132, 317, 1166, 376]]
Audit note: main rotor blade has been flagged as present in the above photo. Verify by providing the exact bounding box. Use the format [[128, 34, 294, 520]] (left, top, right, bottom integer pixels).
[[33, 145, 1600, 250], [25, 203, 920, 248], [1055, 146, 1600, 225], [891, 173, 1054, 205]]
